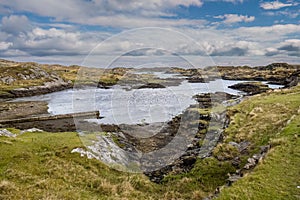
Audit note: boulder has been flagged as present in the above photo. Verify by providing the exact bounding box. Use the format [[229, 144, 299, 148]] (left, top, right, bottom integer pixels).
[[0, 129, 16, 137]]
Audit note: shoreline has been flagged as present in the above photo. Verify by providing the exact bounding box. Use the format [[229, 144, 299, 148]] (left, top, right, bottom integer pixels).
[[1, 59, 299, 100]]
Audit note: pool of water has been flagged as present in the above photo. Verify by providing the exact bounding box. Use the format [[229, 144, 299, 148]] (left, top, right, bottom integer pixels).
[[11, 78, 283, 125]]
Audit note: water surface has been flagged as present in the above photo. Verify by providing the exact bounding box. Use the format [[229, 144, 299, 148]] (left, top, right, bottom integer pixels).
[[12, 78, 282, 125]]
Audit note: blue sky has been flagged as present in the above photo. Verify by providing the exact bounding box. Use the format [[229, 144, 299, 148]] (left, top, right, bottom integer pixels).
[[0, 0, 299, 67]]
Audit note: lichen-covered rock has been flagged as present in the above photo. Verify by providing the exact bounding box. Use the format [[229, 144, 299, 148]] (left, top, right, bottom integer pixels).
[[0, 129, 16, 137], [228, 82, 270, 95]]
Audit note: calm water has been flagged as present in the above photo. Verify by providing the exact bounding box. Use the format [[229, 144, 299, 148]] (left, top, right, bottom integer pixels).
[[12, 73, 282, 125]]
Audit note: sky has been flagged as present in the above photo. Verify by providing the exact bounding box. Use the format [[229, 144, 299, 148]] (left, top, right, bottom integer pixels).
[[0, 0, 299, 67]]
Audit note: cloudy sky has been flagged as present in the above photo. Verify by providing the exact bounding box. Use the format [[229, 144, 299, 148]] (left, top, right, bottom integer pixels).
[[0, 0, 299, 67]]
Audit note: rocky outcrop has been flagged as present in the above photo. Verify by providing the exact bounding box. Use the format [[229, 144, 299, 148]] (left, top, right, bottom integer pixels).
[[186, 76, 205, 83], [0, 101, 49, 120], [0, 111, 101, 133], [228, 82, 270, 95], [0, 60, 74, 98], [9, 79, 73, 97], [170, 63, 300, 88], [138, 83, 166, 89], [0, 129, 16, 137]]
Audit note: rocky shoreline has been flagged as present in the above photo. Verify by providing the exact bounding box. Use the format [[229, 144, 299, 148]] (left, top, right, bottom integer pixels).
[[1, 60, 299, 99], [170, 62, 300, 86], [1, 59, 300, 188]]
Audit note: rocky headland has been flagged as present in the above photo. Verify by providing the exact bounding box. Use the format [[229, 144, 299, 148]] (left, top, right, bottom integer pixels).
[[1, 59, 299, 99], [169, 62, 300, 86]]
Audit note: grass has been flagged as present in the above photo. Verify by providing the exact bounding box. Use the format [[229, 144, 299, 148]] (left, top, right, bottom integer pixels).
[[0, 59, 299, 199], [0, 129, 222, 199], [163, 157, 236, 194], [0, 60, 130, 95], [217, 113, 300, 200], [0, 129, 229, 199], [225, 85, 300, 148], [0, 131, 159, 199], [1, 85, 299, 199]]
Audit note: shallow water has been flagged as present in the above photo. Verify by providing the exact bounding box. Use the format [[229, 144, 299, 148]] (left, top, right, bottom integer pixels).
[[12, 76, 283, 125]]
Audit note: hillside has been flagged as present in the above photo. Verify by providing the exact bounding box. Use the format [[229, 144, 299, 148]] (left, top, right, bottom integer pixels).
[[0, 83, 299, 199]]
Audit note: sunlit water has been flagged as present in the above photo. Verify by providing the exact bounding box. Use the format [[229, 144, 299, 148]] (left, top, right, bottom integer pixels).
[[12, 73, 282, 125]]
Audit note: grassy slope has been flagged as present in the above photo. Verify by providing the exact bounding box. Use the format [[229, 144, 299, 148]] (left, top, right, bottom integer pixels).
[[217, 114, 300, 200], [215, 85, 300, 199], [0, 86, 299, 199], [212, 85, 300, 164], [0, 131, 159, 200]]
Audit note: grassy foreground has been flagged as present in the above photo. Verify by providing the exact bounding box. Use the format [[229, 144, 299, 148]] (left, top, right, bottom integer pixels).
[[0, 85, 299, 199], [217, 114, 300, 200]]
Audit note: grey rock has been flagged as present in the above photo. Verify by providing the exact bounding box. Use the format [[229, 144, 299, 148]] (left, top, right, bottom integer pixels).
[[238, 141, 251, 153], [1, 76, 15, 84], [252, 154, 261, 161], [244, 157, 256, 169], [227, 174, 242, 185], [232, 156, 241, 166], [228, 141, 239, 148], [0, 129, 17, 137], [20, 128, 44, 134], [260, 145, 270, 154]]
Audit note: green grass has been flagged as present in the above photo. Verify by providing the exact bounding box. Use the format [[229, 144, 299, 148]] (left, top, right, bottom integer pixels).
[[0, 129, 220, 199], [0, 72, 299, 199], [225, 85, 300, 148], [0, 131, 161, 200], [217, 113, 300, 200], [0, 129, 231, 199], [163, 157, 236, 193]]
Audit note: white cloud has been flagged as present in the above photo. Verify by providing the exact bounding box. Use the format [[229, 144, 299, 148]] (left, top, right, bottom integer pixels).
[[264, 9, 300, 18], [260, 1, 294, 10], [265, 47, 280, 56], [205, 0, 244, 3], [264, 39, 300, 57], [79, 15, 207, 28], [0, 41, 12, 50], [91, 0, 203, 14], [0, 0, 207, 29], [1, 15, 31, 35], [1, 49, 29, 57], [235, 24, 300, 42], [0, 12, 299, 65], [0, 0, 203, 27], [1, 22, 299, 58], [215, 14, 255, 24], [278, 39, 300, 56]]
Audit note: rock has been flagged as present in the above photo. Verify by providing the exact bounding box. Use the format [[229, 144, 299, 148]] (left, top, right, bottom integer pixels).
[[10, 80, 73, 97], [238, 141, 251, 153], [1, 76, 15, 84], [228, 82, 270, 95], [256, 63, 291, 70], [72, 133, 140, 173], [244, 157, 256, 169], [228, 141, 239, 148], [138, 83, 166, 89], [252, 154, 262, 161], [187, 76, 205, 83], [232, 156, 241, 167], [227, 174, 242, 186], [260, 145, 270, 154], [0, 129, 16, 137], [20, 128, 43, 134], [285, 70, 300, 88]]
